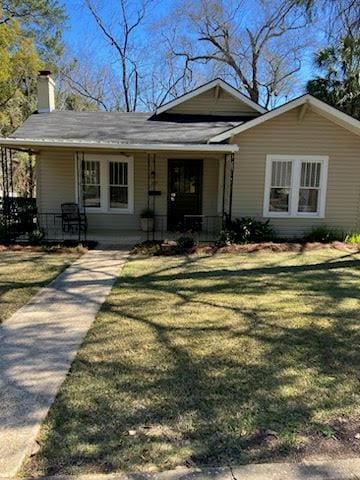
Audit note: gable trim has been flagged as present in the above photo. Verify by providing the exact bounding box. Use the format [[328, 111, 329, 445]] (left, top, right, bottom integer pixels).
[[155, 79, 267, 116], [208, 94, 360, 142]]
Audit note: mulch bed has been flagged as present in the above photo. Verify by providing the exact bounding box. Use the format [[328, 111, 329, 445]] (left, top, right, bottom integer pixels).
[[194, 241, 360, 254], [0, 240, 97, 254], [131, 240, 360, 256]]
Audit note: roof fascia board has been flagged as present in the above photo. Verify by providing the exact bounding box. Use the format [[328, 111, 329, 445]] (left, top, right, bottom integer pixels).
[[309, 96, 360, 136], [209, 94, 360, 142], [0, 138, 239, 153], [155, 79, 266, 115]]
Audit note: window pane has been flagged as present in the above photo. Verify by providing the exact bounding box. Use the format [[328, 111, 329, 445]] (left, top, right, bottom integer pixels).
[[271, 161, 292, 187], [122, 163, 128, 185], [82, 160, 101, 208], [301, 162, 321, 188], [83, 160, 100, 185], [110, 186, 128, 208], [83, 185, 100, 207], [269, 188, 290, 212], [110, 161, 128, 186], [298, 188, 319, 213]]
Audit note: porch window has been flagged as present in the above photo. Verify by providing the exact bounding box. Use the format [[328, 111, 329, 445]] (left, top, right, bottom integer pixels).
[[78, 155, 134, 213], [109, 161, 128, 209], [82, 160, 101, 208], [263, 155, 328, 218]]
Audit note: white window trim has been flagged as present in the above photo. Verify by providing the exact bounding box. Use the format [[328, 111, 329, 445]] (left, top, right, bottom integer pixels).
[[75, 154, 134, 214], [263, 155, 329, 218]]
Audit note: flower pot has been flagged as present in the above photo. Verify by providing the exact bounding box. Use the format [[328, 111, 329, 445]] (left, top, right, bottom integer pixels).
[[140, 217, 154, 232]]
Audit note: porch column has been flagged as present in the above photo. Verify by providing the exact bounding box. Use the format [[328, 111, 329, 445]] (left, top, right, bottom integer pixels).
[[0, 147, 14, 202], [147, 152, 157, 241], [1, 147, 15, 242], [221, 153, 235, 227], [221, 153, 227, 227], [228, 153, 235, 222], [75, 151, 86, 210], [28, 151, 34, 198]]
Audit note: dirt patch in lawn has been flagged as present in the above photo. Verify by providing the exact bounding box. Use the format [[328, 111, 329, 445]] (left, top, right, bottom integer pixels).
[[295, 416, 360, 461]]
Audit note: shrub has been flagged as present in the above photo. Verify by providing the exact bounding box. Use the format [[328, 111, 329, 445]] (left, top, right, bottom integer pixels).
[[28, 228, 45, 244], [140, 208, 155, 218], [177, 236, 195, 251], [218, 217, 274, 245], [304, 226, 346, 243], [345, 232, 360, 244], [131, 240, 162, 255]]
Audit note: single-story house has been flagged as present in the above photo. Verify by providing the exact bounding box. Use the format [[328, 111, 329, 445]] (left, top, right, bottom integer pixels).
[[1, 71, 360, 242]]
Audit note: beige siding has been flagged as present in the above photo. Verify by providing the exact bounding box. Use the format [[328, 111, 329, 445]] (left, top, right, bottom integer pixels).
[[36, 149, 221, 231], [203, 157, 219, 216], [232, 107, 360, 237], [37, 150, 76, 211], [167, 87, 258, 116]]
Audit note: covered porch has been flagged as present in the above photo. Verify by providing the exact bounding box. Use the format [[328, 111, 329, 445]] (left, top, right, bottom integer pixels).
[[0, 143, 237, 245]]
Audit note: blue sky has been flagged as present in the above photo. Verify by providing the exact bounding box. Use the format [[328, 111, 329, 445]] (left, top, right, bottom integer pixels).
[[60, 0, 326, 109]]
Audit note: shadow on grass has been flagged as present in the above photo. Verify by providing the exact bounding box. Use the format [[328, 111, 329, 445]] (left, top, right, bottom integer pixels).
[[0, 252, 78, 323], [32, 252, 360, 474]]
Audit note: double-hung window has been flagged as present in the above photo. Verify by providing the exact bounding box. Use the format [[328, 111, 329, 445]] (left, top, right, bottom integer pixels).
[[82, 159, 101, 208], [79, 155, 134, 213], [264, 155, 328, 218], [109, 160, 128, 209]]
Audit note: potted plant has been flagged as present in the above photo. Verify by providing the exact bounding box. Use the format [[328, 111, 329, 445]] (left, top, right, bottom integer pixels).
[[140, 207, 155, 232]]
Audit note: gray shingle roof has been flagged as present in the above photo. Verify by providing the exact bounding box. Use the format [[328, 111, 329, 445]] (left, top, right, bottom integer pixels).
[[10, 111, 243, 145]]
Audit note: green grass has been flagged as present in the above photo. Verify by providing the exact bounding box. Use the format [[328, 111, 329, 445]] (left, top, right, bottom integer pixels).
[[27, 250, 360, 475], [0, 249, 81, 323]]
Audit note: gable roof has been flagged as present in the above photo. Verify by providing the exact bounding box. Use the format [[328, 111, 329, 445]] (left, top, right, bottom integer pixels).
[[9, 111, 243, 144], [209, 94, 360, 142], [1, 111, 240, 152], [155, 79, 267, 116]]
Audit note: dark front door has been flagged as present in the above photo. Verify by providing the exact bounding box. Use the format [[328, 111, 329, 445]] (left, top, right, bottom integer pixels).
[[168, 159, 203, 230]]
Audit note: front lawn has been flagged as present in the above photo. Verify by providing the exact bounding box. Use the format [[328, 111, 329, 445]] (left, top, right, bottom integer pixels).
[[0, 248, 81, 323], [27, 249, 360, 475]]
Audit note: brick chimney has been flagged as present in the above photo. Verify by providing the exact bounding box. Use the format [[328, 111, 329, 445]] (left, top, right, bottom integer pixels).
[[37, 70, 55, 113]]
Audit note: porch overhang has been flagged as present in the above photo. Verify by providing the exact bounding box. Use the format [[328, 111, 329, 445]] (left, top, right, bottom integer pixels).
[[0, 138, 239, 153]]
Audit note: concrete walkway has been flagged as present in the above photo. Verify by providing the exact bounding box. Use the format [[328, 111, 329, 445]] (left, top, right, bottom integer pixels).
[[4, 458, 360, 480], [0, 248, 129, 477]]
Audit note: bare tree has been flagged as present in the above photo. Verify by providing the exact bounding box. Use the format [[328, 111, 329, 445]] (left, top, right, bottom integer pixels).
[[59, 0, 201, 112], [295, 0, 360, 39], [81, 0, 150, 112], [57, 57, 111, 111], [169, 0, 312, 107]]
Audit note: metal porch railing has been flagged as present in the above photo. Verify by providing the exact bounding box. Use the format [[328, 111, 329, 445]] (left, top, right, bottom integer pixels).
[[0, 211, 87, 243]]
